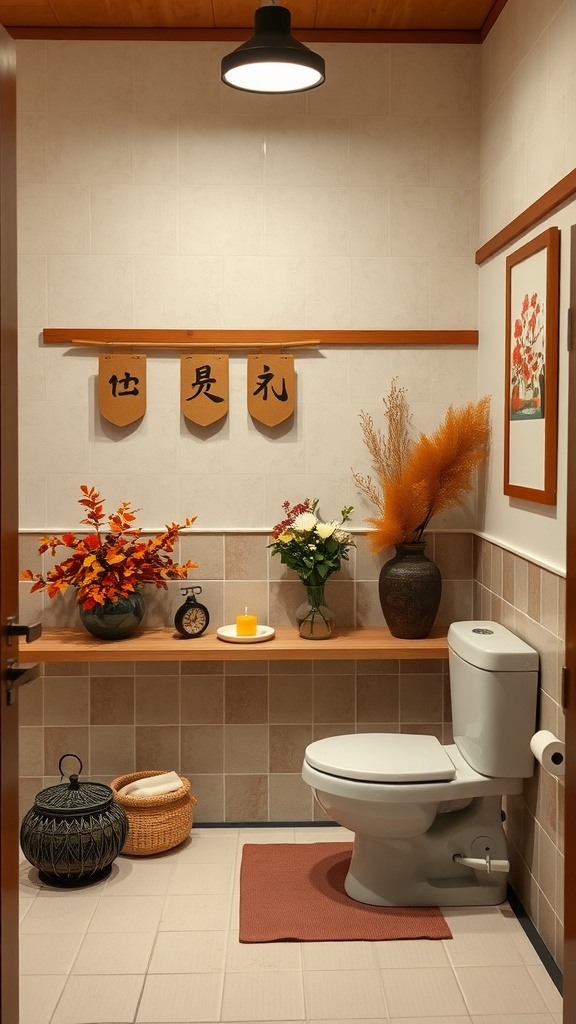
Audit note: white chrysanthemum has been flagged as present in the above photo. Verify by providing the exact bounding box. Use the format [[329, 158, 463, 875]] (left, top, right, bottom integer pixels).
[[316, 520, 339, 539], [292, 511, 318, 531]]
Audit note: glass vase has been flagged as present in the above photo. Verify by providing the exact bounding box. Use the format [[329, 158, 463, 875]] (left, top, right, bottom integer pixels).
[[78, 590, 145, 640], [296, 584, 334, 640]]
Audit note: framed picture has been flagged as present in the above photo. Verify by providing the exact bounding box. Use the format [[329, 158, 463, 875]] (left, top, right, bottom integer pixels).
[[504, 226, 560, 505]]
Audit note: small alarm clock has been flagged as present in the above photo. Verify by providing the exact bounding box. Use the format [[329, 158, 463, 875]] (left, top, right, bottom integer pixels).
[[174, 585, 210, 638]]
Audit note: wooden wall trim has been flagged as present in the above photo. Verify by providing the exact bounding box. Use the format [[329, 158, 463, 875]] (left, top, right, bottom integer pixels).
[[7, 26, 482, 43], [476, 167, 576, 265], [42, 328, 479, 349]]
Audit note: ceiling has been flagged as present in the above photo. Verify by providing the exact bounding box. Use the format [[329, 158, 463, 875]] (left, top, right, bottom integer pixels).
[[0, 1, 506, 39]]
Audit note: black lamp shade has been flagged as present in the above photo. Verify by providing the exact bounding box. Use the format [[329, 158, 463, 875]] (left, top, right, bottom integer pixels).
[[221, 5, 325, 94]]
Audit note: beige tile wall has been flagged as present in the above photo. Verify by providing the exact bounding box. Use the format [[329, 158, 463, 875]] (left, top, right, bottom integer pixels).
[[18, 530, 471, 824], [473, 536, 565, 970]]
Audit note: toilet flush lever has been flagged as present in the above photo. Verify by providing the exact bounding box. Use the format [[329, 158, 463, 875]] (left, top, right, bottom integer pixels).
[[453, 853, 510, 874]]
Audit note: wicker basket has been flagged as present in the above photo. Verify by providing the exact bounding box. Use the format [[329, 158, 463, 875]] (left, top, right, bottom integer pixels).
[[110, 770, 197, 856]]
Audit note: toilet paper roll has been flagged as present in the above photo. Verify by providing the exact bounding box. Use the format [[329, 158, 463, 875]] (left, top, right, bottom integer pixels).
[[529, 730, 565, 777]]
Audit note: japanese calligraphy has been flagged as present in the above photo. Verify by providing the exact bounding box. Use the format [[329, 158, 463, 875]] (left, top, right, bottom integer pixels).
[[186, 363, 225, 404], [98, 354, 146, 426], [109, 371, 140, 398], [252, 364, 289, 403], [181, 354, 229, 426], [247, 354, 294, 426]]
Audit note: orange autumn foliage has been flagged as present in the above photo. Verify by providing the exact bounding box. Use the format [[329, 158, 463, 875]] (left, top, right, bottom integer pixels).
[[21, 485, 198, 610], [353, 383, 491, 553]]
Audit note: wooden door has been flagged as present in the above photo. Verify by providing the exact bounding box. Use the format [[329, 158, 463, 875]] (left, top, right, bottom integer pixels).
[[0, 22, 20, 1024], [563, 224, 576, 1020]]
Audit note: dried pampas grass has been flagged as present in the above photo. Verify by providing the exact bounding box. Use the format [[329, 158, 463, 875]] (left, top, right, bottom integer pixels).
[[352, 381, 491, 553]]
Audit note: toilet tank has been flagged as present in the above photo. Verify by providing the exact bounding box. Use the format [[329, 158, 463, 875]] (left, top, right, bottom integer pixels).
[[447, 620, 539, 778]]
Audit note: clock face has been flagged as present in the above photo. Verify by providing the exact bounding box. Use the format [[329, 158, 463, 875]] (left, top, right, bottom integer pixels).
[[175, 601, 209, 638]]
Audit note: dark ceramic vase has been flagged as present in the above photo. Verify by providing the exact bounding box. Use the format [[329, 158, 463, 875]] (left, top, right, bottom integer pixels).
[[378, 541, 441, 639], [78, 590, 145, 640]]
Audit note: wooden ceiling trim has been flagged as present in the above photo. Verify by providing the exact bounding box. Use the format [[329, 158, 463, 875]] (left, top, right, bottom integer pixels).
[[6, 25, 482, 42], [479, 0, 508, 41]]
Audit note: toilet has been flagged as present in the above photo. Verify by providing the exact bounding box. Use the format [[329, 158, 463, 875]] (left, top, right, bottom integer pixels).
[[302, 620, 539, 907]]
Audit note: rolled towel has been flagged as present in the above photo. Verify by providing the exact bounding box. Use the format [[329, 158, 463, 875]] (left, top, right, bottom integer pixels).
[[118, 770, 182, 798], [124, 779, 183, 798]]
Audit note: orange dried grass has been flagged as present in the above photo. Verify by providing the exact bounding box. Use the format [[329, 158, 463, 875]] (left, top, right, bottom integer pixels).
[[353, 383, 491, 553]]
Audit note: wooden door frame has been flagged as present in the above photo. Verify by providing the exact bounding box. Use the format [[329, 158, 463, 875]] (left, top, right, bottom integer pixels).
[[563, 225, 576, 1020], [0, 21, 19, 1024]]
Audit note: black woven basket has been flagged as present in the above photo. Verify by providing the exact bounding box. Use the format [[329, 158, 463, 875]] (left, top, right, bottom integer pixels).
[[20, 754, 128, 887]]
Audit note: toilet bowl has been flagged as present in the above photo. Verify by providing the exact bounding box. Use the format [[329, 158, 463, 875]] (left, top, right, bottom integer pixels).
[[302, 621, 539, 907]]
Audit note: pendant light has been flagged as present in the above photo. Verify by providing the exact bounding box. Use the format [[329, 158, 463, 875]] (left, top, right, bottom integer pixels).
[[221, 2, 325, 95]]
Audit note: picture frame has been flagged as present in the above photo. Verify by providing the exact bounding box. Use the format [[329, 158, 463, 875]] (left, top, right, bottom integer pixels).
[[503, 225, 560, 505]]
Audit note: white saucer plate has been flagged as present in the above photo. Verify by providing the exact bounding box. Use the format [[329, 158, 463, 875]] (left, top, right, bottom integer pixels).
[[216, 624, 275, 644]]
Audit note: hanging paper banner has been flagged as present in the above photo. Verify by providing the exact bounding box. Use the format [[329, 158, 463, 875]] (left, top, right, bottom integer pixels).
[[181, 353, 229, 426], [247, 354, 294, 426], [98, 354, 146, 426]]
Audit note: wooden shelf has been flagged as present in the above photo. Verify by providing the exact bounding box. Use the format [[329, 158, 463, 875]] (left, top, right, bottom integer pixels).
[[21, 627, 449, 663]]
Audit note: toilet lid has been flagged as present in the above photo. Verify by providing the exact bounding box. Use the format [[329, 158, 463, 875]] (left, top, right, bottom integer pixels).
[[305, 733, 456, 783]]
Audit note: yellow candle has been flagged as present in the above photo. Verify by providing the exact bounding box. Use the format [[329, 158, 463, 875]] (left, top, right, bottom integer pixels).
[[236, 608, 258, 637]]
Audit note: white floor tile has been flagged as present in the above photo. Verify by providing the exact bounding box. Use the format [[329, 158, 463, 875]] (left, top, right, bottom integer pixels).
[[456, 965, 550, 1015], [168, 860, 234, 895], [19, 975, 67, 1024], [294, 827, 354, 842], [380, 966, 468, 1018], [238, 830, 296, 846], [527, 965, 563, 1013], [160, 893, 232, 931], [470, 1014, 557, 1024], [226, 929, 301, 971], [19, 864, 44, 897], [301, 939, 377, 972], [50, 973, 145, 1023], [149, 930, 227, 973], [388, 1018, 471, 1024], [228, 892, 240, 930], [18, 896, 35, 923], [103, 859, 175, 896], [221, 969, 305, 1021], [137, 971, 223, 1022], [508, 926, 547, 966], [194, 827, 240, 838], [177, 836, 238, 863], [72, 930, 156, 974], [374, 938, 451, 969], [87, 894, 165, 933], [303, 968, 388, 1020], [444, 926, 528, 967], [20, 894, 99, 934], [15, 825, 562, 1024], [20, 932, 84, 975]]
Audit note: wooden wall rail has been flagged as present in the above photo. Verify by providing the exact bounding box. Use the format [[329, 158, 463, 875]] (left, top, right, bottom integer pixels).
[[476, 167, 576, 266], [43, 328, 479, 349]]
